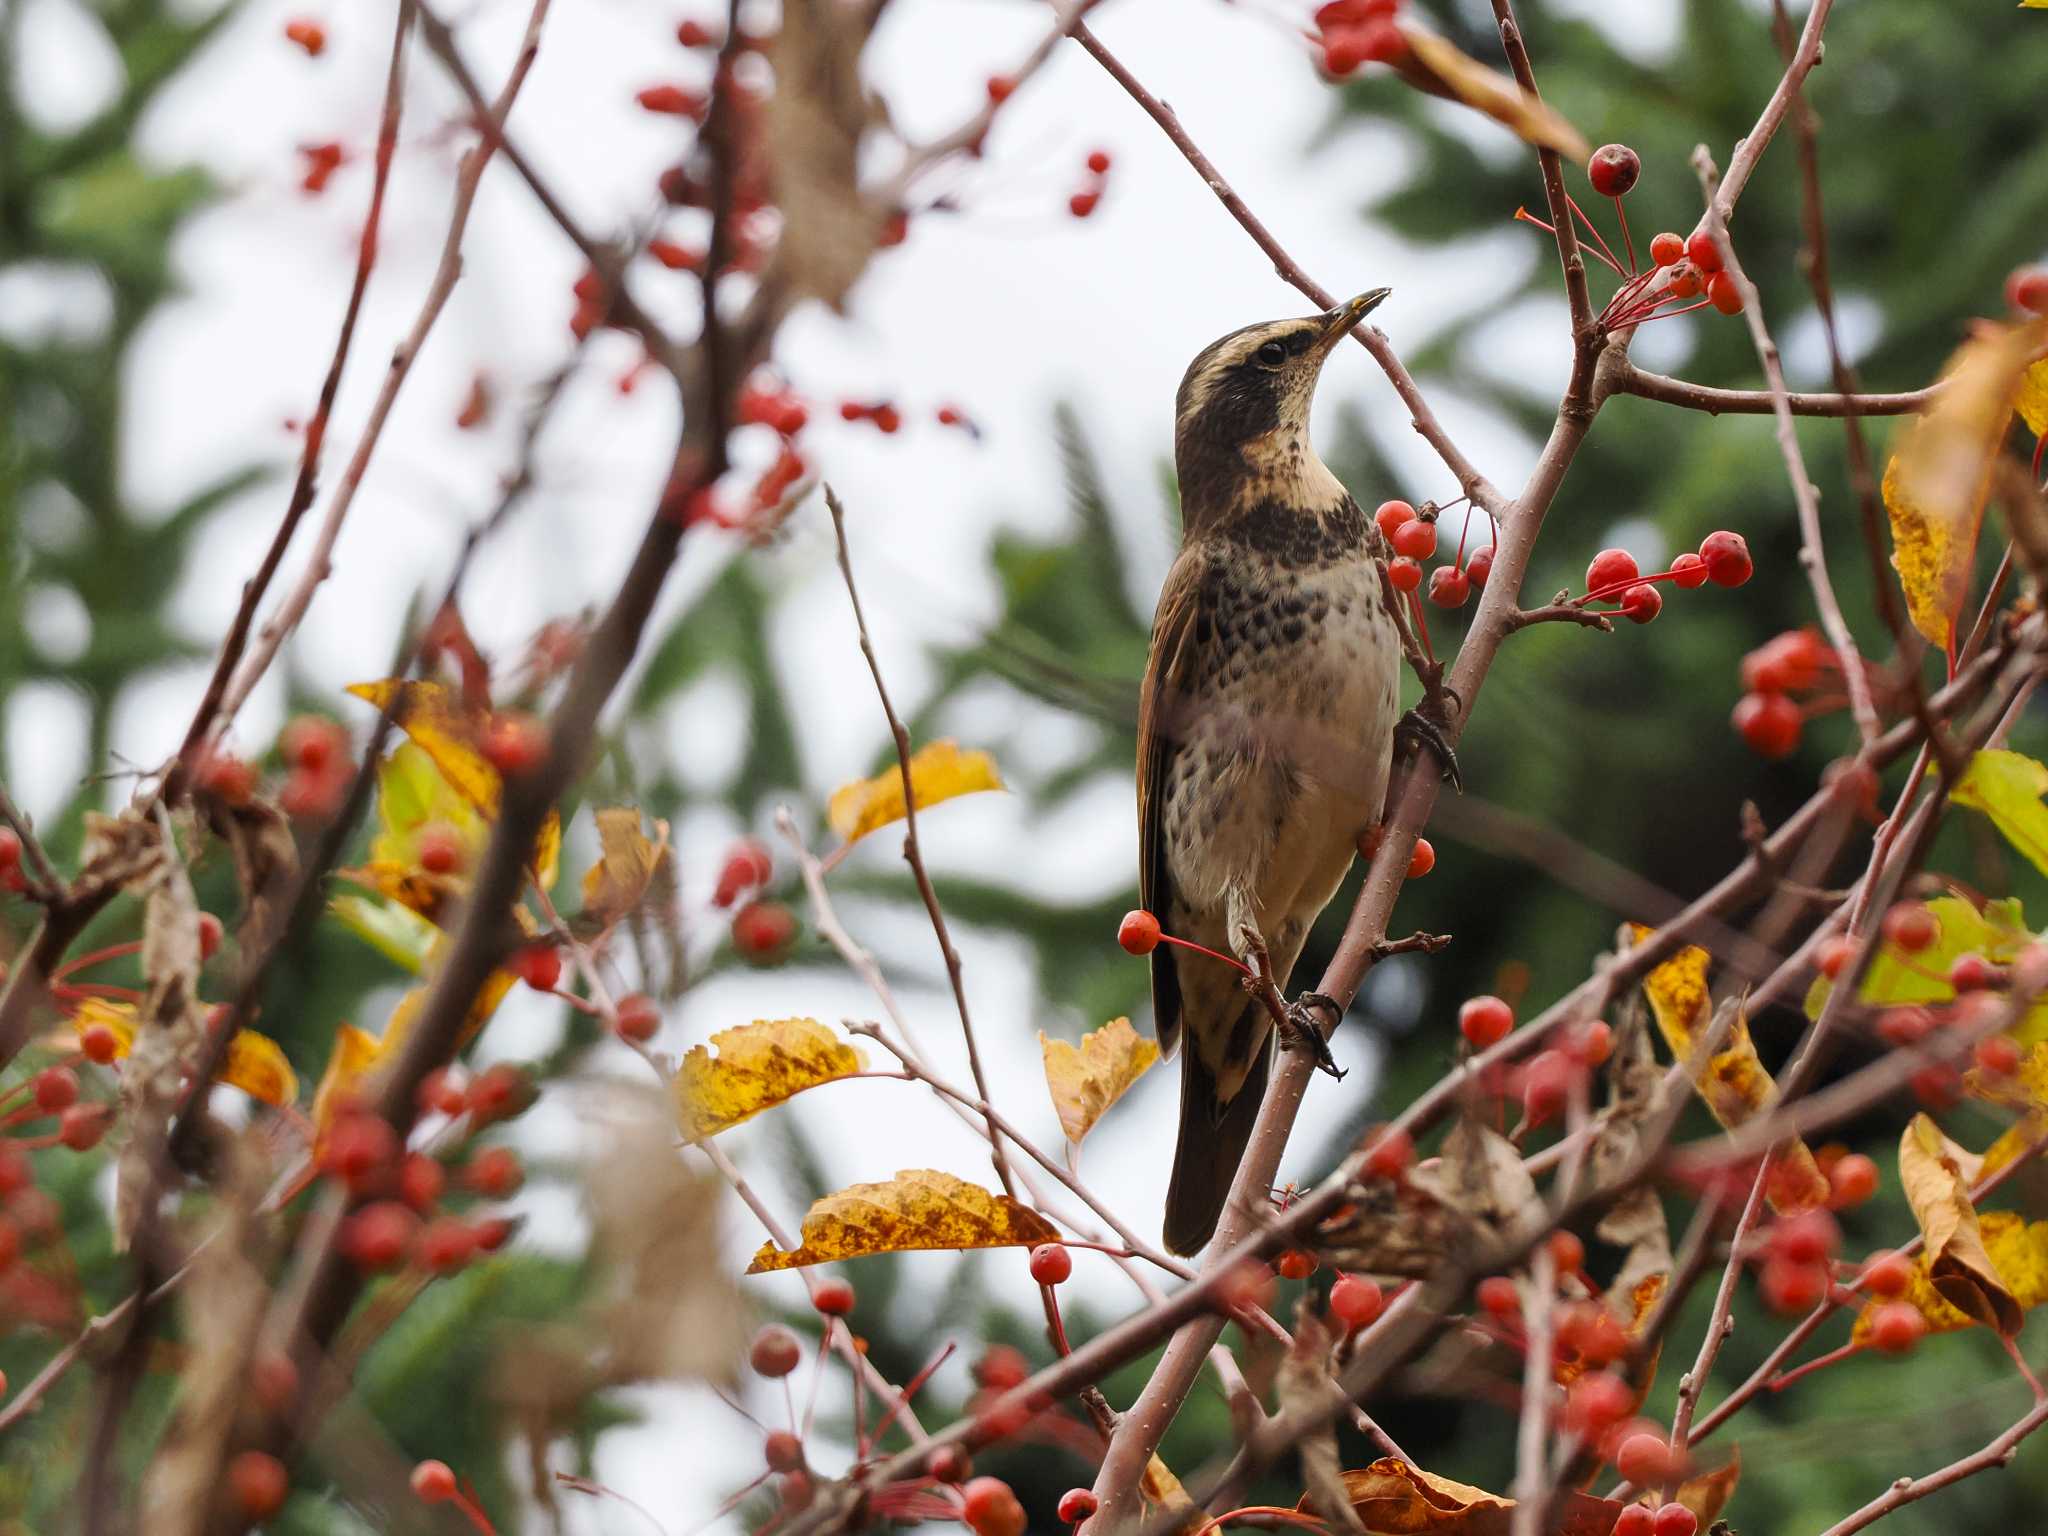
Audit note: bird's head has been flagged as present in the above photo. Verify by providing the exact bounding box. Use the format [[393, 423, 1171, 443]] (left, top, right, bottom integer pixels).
[[1172, 289, 1389, 517]]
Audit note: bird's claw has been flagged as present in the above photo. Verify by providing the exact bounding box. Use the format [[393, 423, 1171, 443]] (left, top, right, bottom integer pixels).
[[1280, 993, 1347, 1080], [1395, 705, 1462, 791]]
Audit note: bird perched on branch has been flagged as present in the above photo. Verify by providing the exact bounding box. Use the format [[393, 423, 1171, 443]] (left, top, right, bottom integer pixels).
[[1140, 289, 1444, 1255]]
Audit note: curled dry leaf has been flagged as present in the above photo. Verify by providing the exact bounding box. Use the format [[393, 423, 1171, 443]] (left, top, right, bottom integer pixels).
[[1391, 26, 1590, 162], [1298, 1458, 1622, 1535], [1313, 1173, 1462, 1279], [1672, 1446, 1741, 1526], [745, 1168, 1058, 1272], [579, 806, 671, 929], [1280, 1301, 1368, 1536], [1882, 319, 2048, 649], [1040, 1016, 1159, 1144], [1141, 1456, 1196, 1518], [676, 1017, 864, 1140], [1633, 926, 1829, 1211], [1949, 748, 2048, 876], [826, 739, 1004, 844], [1898, 1112, 2024, 1333], [1852, 1209, 2048, 1344], [765, 0, 888, 310], [1409, 1115, 1543, 1251], [72, 998, 299, 1108]]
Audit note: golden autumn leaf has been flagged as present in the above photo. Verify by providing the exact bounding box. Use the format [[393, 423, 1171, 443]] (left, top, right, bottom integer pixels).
[[1040, 1017, 1159, 1144], [745, 1169, 1059, 1272], [1882, 319, 2047, 648], [1632, 927, 1829, 1210], [1299, 1459, 1621, 1535], [1853, 1211, 2048, 1344], [826, 740, 1003, 844], [1950, 748, 2048, 876], [1390, 28, 1590, 162], [1898, 1112, 2022, 1333], [1673, 1447, 1741, 1526], [2019, 358, 2048, 437], [310, 1022, 383, 1141], [72, 998, 299, 1108], [580, 806, 671, 927], [676, 1018, 864, 1140]]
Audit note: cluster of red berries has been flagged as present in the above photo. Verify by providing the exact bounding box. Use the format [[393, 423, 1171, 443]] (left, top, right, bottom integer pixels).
[[1731, 626, 1869, 760], [283, 17, 326, 56], [331, 1087, 527, 1274], [1312, 0, 1406, 77], [1568, 529, 1753, 630], [1753, 1205, 1842, 1316], [1375, 498, 1492, 612], [1451, 992, 1612, 1128], [296, 141, 346, 196], [1068, 149, 1112, 219], [714, 837, 798, 961]]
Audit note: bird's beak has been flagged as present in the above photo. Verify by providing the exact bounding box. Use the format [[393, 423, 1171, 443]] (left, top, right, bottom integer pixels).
[[1314, 288, 1391, 354]]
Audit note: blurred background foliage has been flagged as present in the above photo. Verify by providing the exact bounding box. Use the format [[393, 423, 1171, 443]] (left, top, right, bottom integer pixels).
[[4, 0, 2048, 1531]]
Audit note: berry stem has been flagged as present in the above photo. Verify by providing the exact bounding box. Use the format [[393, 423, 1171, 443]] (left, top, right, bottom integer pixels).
[[1408, 589, 1435, 663], [1766, 1338, 1859, 1392], [1155, 931, 1253, 978], [1562, 193, 1627, 278], [1042, 1282, 1074, 1357], [1575, 566, 1690, 606], [868, 1342, 956, 1449], [52, 940, 144, 981], [1613, 194, 1636, 275]]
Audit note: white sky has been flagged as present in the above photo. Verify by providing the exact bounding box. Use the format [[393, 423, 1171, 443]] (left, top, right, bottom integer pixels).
[[3, 0, 1706, 1528]]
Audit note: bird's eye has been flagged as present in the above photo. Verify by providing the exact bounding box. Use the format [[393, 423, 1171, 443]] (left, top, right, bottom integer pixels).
[[1256, 340, 1287, 367]]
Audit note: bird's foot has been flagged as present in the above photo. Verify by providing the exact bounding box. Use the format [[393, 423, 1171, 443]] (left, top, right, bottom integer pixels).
[[1279, 992, 1347, 1080], [1395, 704, 1462, 791], [1370, 930, 1452, 963]]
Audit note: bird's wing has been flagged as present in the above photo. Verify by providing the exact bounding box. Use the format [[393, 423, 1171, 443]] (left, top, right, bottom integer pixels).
[[1138, 549, 1208, 1062]]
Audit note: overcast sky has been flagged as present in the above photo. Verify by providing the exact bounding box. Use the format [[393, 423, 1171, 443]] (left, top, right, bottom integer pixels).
[[6, 0, 1704, 1527]]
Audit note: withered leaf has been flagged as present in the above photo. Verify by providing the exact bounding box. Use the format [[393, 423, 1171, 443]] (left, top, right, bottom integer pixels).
[[1409, 1116, 1542, 1250], [765, 0, 887, 310], [1040, 1016, 1159, 1144], [1300, 1458, 1623, 1534], [1280, 1302, 1367, 1535], [676, 1018, 864, 1140], [1852, 1210, 2048, 1343], [1391, 26, 1590, 162], [745, 1168, 1058, 1272], [1897, 1112, 2023, 1333], [1672, 1447, 1741, 1526], [579, 806, 670, 928]]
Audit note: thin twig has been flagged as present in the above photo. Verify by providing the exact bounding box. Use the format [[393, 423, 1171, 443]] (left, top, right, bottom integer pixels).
[[1618, 368, 1935, 418]]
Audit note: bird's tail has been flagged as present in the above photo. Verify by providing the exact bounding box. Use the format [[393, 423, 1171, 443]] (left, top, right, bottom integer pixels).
[[1163, 1006, 1272, 1257]]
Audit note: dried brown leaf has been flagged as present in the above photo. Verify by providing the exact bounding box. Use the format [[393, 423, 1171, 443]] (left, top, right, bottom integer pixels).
[[579, 806, 670, 929], [1898, 1111, 2022, 1333], [765, 0, 888, 310], [1409, 1116, 1542, 1250], [1391, 27, 1591, 161], [1281, 1301, 1368, 1535], [1300, 1458, 1623, 1534]]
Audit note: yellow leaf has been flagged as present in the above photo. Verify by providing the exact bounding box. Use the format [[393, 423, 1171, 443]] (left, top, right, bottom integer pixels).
[[1632, 926, 1829, 1210], [2019, 358, 2048, 437], [1882, 320, 2047, 648], [1950, 748, 2048, 876], [1898, 1112, 2022, 1333], [826, 740, 1003, 844], [1390, 28, 1591, 162], [310, 1023, 383, 1140], [580, 807, 671, 927], [1674, 1447, 1741, 1526], [1141, 1456, 1193, 1514], [744, 1169, 1059, 1272], [72, 999, 298, 1108], [1299, 1459, 1621, 1534], [1853, 1212, 2048, 1343], [1040, 1017, 1158, 1144], [676, 1018, 864, 1140]]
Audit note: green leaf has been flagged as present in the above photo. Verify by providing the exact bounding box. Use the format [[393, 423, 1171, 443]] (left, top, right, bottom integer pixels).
[[327, 893, 438, 975], [1950, 749, 2048, 874], [1807, 894, 2048, 1044]]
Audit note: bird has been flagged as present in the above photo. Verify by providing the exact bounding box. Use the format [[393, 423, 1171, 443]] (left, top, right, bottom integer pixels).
[[1139, 289, 1416, 1256]]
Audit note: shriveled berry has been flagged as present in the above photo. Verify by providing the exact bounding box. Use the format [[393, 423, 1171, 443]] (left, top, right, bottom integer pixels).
[[1329, 1272, 1383, 1328], [1460, 995, 1514, 1050], [1669, 552, 1708, 588], [1058, 1488, 1098, 1524], [1619, 583, 1662, 625], [1392, 519, 1437, 559], [1685, 231, 1723, 272], [230, 1450, 290, 1518], [813, 1276, 856, 1315], [1587, 144, 1640, 198], [1828, 1153, 1879, 1208], [1882, 902, 1939, 953], [1649, 232, 1684, 268], [751, 1325, 803, 1378], [1374, 499, 1416, 538], [411, 1460, 458, 1502], [1586, 548, 1640, 594], [1030, 1243, 1073, 1285], [1732, 692, 1800, 759], [1387, 557, 1423, 593], [1118, 910, 1161, 955], [1428, 565, 1470, 608], [1699, 530, 1752, 586], [616, 992, 661, 1041]]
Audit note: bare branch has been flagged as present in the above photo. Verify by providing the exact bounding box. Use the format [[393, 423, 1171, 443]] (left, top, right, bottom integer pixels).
[[1618, 367, 1936, 418]]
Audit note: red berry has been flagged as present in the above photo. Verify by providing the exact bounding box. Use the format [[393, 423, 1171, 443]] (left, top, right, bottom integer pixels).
[[1068, 190, 1101, 219], [1829, 1153, 1879, 1208], [417, 822, 463, 875], [1218, 1257, 1277, 1315], [1667, 265, 1702, 299], [283, 18, 326, 56], [985, 75, 1016, 104], [0, 829, 18, 873], [482, 712, 547, 776], [1364, 1125, 1413, 1180], [1387, 557, 1423, 593], [713, 837, 774, 906], [399, 1153, 445, 1210], [1465, 545, 1494, 587], [198, 751, 257, 804], [32, 1067, 77, 1113], [765, 1430, 806, 1473], [1460, 995, 1514, 1050], [418, 1216, 477, 1273], [1406, 837, 1435, 878], [1706, 271, 1744, 315], [1825, 758, 1882, 816], [1816, 934, 1858, 980], [871, 403, 902, 434], [1669, 552, 1708, 589], [322, 1112, 399, 1193], [466, 1145, 524, 1198], [1770, 1208, 1840, 1266], [250, 1350, 299, 1413], [1652, 1504, 1698, 1536], [1614, 1507, 1656, 1536], [1950, 953, 2001, 991], [1649, 232, 1684, 268], [1685, 231, 1723, 273], [59, 1103, 108, 1150], [616, 992, 660, 1041], [1882, 902, 1939, 953], [1030, 1242, 1073, 1285], [282, 715, 343, 774], [781, 1471, 816, 1513], [1587, 143, 1641, 198], [1615, 1431, 1676, 1486], [0, 1217, 19, 1272], [512, 944, 562, 992], [976, 1344, 1029, 1390], [813, 1276, 856, 1316], [1354, 20, 1406, 63], [231, 1450, 290, 1518], [1374, 499, 1416, 538], [473, 1215, 515, 1252], [1548, 1230, 1586, 1276], [1275, 1247, 1316, 1281], [1567, 1019, 1613, 1068], [676, 18, 719, 47], [1860, 1251, 1914, 1301], [343, 1201, 419, 1270], [1977, 1035, 2022, 1077], [1477, 1275, 1520, 1319], [1058, 1488, 1098, 1524], [636, 83, 704, 116], [1321, 30, 1369, 75], [1118, 910, 1161, 955], [412, 1460, 458, 1502], [467, 1063, 530, 1122], [1428, 565, 1470, 609], [1877, 1006, 1936, 1048], [1867, 1300, 1926, 1354], [751, 1325, 803, 1378], [733, 900, 798, 959], [962, 1476, 1027, 1536], [1760, 1255, 1827, 1314], [1619, 583, 1662, 625], [1732, 692, 1801, 759], [1585, 547, 1640, 594], [1911, 1062, 1963, 1110], [1519, 1049, 1575, 1128], [0, 1145, 29, 1196], [80, 1023, 120, 1065], [2005, 266, 2048, 315], [1563, 1370, 1633, 1438], [1392, 518, 1437, 559], [1698, 530, 1752, 586], [419, 1067, 467, 1118], [1329, 1272, 1383, 1328]]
